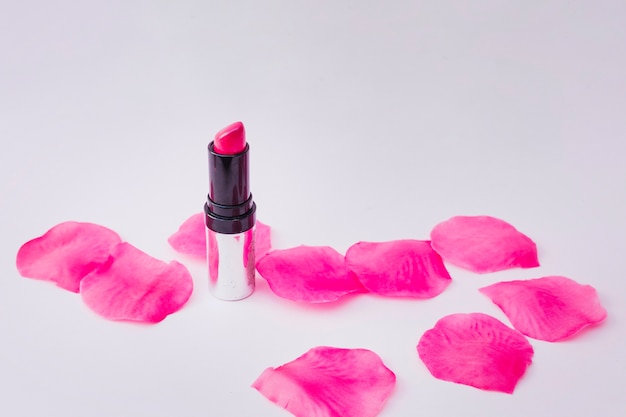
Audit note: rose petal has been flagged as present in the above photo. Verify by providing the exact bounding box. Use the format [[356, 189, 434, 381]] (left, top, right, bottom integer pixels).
[[167, 213, 206, 260], [345, 240, 451, 298], [253, 346, 396, 417], [168, 212, 272, 262], [256, 246, 365, 303], [417, 313, 534, 393], [80, 243, 193, 323], [16, 221, 122, 292], [479, 276, 607, 341], [430, 215, 539, 273], [255, 221, 272, 259]]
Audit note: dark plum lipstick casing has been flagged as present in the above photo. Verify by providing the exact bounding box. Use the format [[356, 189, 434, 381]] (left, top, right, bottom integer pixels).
[[204, 139, 256, 300]]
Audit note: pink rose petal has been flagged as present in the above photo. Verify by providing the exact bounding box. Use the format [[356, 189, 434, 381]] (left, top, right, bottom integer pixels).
[[479, 276, 607, 341], [167, 212, 206, 260], [345, 240, 451, 298], [80, 243, 193, 323], [16, 221, 122, 292], [256, 246, 365, 303], [253, 346, 396, 417], [255, 220, 272, 259], [168, 212, 272, 261], [430, 215, 539, 274], [417, 313, 534, 393]]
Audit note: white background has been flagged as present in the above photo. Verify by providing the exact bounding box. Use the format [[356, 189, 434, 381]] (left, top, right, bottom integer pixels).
[[2, 1, 625, 416]]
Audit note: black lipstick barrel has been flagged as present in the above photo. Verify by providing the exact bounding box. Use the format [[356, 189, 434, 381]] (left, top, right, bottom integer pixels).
[[204, 142, 256, 234]]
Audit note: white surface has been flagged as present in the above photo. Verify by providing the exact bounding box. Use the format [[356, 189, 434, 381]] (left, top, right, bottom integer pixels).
[[2, 1, 626, 416]]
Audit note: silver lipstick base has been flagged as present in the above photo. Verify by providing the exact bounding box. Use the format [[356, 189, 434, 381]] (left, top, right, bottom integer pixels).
[[206, 227, 255, 300]]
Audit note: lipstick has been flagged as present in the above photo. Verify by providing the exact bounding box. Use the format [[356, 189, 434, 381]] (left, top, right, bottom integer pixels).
[[204, 121, 256, 300]]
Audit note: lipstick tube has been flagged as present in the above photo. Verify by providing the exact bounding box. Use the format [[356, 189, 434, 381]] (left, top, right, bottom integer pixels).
[[204, 141, 256, 300]]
